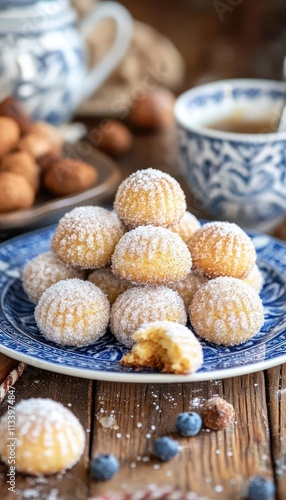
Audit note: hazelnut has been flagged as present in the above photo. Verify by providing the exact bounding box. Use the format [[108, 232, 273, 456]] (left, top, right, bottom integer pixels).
[[0, 117, 20, 157], [18, 134, 53, 159], [202, 397, 235, 430], [128, 88, 175, 130], [1, 151, 40, 191], [0, 96, 31, 135], [43, 158, 98, 196], [88, 120, 133, 157], [30, 121, 64, 152], [0, 171, 35, 212]]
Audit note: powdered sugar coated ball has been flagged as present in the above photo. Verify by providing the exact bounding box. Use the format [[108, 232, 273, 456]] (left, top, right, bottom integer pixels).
[[114, 168, 186, 228], [243, 263, 264, 293], [35, 279, 110, 346], [169, 270, 208, 309], [112, 225, 192, 285], [51, 206, 124, 269], [88, 267, 131, 305], [110, 286, 187, 348], [22, 251, 84, 303], [187, 221, 256, 279], [172, 211, 201, 242], [189, 277, 264, 346], [0, 398, 85, 475]]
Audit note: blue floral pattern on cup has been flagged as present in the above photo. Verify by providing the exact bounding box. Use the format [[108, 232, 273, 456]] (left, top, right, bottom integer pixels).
[[175, 81, 286, 230]]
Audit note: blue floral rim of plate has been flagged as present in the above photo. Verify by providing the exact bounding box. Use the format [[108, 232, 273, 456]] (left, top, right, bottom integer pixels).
[[0, 225, 286, 383]]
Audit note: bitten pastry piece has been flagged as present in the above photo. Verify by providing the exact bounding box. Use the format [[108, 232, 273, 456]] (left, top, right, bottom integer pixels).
[[112, 225, 192, 285], [169, 271, 208, 309], [35, 279, 110, 346], [52, 206, 124, 269], [110, 286, 187, 347], [189, 277, 264, 346], [172, 211, 201, 242], [187, 221, 256, 279], [88, 267, 131, 305], [243, 263, 264, 293], [22, 251, 84, 304], [0, 171, 35, 212], [0, 117, 20, 157], [1, 151, 39, 191], [121, 321, 203, 374], [114, 168, 186, 228], [43, 158, 97, 196], [0, 398, 85, 475]]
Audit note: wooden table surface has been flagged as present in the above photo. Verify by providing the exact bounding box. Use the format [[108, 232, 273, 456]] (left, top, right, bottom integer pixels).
[[1, 1, 286, 498]]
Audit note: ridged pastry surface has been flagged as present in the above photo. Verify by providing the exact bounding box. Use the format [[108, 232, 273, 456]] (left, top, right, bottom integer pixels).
[[35, 279, 110, 346], [88, 267, 131, 305], [110, 286, 187, 348], [172, 211, 201, 242], [22, 251, 84, 304], [114, 168, 186, 228], [51, 206, 124, 269], [169, 270, 208, 309], [112, 225, 192, 285], [189, 277, 264, 346], [187, 221, 256, 279]]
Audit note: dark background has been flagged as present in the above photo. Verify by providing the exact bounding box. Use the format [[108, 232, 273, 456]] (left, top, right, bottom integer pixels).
[[120, 0, 286, 89]]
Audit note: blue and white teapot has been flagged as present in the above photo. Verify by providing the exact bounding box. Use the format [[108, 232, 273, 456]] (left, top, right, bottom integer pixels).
[[0, 0, 133, 124]]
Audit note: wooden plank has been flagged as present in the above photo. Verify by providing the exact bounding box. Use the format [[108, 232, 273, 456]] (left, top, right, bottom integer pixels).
[[266, 364, 286, 499], [0, 366, 92, 500], [89, 373, 273, 499], [0, 354, 19, 385]]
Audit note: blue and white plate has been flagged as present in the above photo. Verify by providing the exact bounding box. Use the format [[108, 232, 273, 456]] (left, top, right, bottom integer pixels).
[[0, 226, 286, 383]]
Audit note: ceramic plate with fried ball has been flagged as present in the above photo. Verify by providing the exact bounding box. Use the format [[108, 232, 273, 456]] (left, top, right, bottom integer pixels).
[[0, 225, 285, 383]]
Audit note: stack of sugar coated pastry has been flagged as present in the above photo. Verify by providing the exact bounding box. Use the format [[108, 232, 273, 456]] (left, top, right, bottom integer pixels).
[[22, 167, 265, 376]]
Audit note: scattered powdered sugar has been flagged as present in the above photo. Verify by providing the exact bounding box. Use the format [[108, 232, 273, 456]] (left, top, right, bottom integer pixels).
[[51, 206, 124, 269], [190, 277, 264, 346], [110, 287, 187, 348], [112, 225, 192, 285], [35, 279, 110, 347], [188, 221, 256, 279], [114, 168, 186, 228]]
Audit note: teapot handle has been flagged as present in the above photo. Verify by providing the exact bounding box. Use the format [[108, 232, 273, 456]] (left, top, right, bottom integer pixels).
[[78, 2, 133, 103]]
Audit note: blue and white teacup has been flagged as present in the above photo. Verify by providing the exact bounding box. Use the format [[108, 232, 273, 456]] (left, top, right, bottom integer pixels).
[[0, 0, 132, 124], [175, 79, 286, 231]]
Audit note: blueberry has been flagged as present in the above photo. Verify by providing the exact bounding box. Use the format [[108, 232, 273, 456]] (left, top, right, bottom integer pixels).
[[175, 412, 202, 437], [247, 476, 275, 500], [90, 454, 119, 481], [153, 436, 179, 461]]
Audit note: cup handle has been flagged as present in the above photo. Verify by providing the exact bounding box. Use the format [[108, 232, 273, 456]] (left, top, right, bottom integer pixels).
[[78, 1, 133, 102]]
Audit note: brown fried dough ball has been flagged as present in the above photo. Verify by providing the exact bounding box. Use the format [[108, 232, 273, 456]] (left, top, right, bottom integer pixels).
[[0, 117, 20, 157], [0, 171, 35, 212], [114, 168, 186, 228], [1, 151, 39, 191], [187, 221, 256, 279], [43, 158, 97, 196]]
